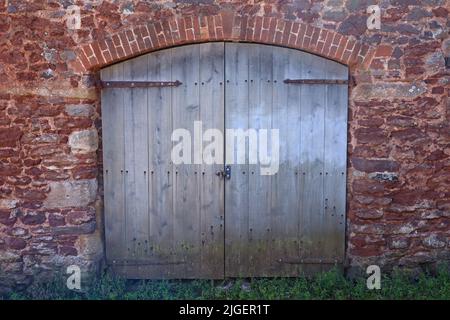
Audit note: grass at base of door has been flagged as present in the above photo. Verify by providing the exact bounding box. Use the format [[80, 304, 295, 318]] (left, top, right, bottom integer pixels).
[[5, 265, 450, 300]]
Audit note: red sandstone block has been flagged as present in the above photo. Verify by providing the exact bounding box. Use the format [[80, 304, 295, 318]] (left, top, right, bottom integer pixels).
[[375, 45, 393, 57]]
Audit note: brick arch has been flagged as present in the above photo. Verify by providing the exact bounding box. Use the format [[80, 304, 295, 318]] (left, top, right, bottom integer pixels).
[[71, 13, 375, 73]]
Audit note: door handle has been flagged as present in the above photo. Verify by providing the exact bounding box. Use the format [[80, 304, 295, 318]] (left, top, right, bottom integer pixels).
[[216, 165, 231, 180]]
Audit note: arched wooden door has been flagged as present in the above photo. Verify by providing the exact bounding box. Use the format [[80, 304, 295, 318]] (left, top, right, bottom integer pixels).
[[101, 42, 348, 279]]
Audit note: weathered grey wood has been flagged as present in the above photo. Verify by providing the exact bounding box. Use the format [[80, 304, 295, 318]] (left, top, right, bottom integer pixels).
[[323, 81, 348, 264], [102, 42, 348, 278], [225, 43, 348, 277], [224, 43, 250, 277], [127, 55, 150, 275], [247, 44, 273, 276], [171, 44, 201, 278], [147, 48, 174, 278], [101, 62, 126, 263], [271, 46, 301, 276], [199, 43, 225, 278]]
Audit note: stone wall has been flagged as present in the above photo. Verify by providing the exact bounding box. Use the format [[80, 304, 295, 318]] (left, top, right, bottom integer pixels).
[[0, 0, 449, 292]]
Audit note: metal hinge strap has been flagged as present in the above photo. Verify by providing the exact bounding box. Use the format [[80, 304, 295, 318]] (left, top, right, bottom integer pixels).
[[100, 80, 182, 88], [284, 79, 348, 85], [278, 258, 342, 264]]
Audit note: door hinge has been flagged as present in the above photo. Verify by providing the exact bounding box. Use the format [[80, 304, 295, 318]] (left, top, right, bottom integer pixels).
[[99, 80, 182, 88], [284, 79, 348, 85], [278, 258, 342, 264]]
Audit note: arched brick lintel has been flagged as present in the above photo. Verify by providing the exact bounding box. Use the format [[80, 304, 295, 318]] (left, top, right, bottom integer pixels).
[[72, 13, 376, 73]]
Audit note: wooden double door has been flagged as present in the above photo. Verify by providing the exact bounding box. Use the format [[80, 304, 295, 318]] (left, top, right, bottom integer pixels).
[[101, 42, 348, 278]]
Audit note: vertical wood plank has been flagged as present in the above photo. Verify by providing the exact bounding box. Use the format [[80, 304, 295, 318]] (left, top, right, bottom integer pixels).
[[147, 49, 174, 277], [128, 55, 150, 275], [199, 43, 225, 278], [271, 46, 302, 276], [171, 44, 201, 277], [248, 44, 273, 276], [101, 62, 126, 263], [299, 83, 326, 273], [324, 82, 348, 264], [224, 43, 250, 277]]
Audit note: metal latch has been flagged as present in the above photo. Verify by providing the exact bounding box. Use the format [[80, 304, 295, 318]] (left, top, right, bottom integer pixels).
[[216, 165, 231, 180]]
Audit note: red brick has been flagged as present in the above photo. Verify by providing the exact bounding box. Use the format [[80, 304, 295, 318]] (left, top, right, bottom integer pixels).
[[113, 34, 127, 58], [254, 16, 263, 42], [77, 48, 91, 70], [148, 23, 160, 48], [239, 15, 248, 40], [90, 42, 105, 65], [247, 16, 256, 41], [296, 23, 306, 48], [192, 15, 201, 40], [281, 20, 292, 46], [162, 20, 174, 45], [335, 37, 348, 61], [133, 27, 146, 51], [214, 15, 224, 39], [177, 17, 187, 42]]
